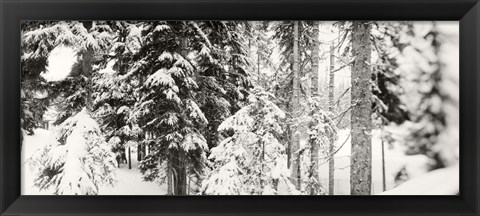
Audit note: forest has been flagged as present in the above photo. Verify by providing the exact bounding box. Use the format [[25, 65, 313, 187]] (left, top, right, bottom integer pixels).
[[21, 21, 459, 195]]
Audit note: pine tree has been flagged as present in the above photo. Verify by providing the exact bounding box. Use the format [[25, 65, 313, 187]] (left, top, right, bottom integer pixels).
[[30, 108, 117, 195], [21, 21, 70, 139], [129, 22, 215, 195], [201, 89, 297, 195], [93, 21, 144, 169], [26, 21, 118, 195], [401, 22, 458, 169], [350, 21, 372, 195]]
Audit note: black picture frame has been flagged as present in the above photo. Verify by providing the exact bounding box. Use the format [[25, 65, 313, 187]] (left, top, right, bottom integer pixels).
[[1, 0, 479, 215]]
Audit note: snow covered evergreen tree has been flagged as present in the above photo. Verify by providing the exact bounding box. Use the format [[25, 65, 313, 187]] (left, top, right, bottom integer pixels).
[[24, 21, 118, 195], [30, 108, 117, 195], [21, 21, 71, 138], [93, 21, 143, 166], [201, 88, 297, 195], [300, 96, 337, 195], [127, 21, 211, 195], [193, 21, 252, 150], [399, 22, 459, 169]]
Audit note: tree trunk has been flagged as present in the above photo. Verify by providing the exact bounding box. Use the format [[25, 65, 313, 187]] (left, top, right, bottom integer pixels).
[[328, 44, 335, 195], [137, 143, 143, 161], [127, 146, 132, 169], [257, 49, 261, 87], [82, 48, 93, 111], [81, 21, 94, 111], [290, 21, 301, 190], [167, 154, 173, 195], [172, 34, 189, 196], [309, 21, 321, 195], [350, 21, 372, 195], [382, 140, 386, 191]]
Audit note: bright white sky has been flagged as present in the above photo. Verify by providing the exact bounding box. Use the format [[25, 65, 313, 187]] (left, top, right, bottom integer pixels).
[[42, 46, 77, 81]]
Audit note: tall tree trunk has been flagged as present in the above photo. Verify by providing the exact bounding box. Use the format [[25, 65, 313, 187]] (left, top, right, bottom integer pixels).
[[328, 44, 335, 195], [174, 34, 189, 195], [309, 21, 321, 195], [290, 21, 301, 190], [350, 21, 372, 195]]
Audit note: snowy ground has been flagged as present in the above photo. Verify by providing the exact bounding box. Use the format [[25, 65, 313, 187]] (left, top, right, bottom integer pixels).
[[21, 128, 167, 195], [23, 128, 447, 195], [316, 129, 431, 195]]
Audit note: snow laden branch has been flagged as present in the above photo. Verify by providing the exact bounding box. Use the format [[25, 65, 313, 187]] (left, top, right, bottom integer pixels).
[[30, 108, 117, 195], [201, 89, 299, 195]]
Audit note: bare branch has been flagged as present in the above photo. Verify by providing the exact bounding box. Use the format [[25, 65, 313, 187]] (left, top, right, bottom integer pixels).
[[331, 57, 356, 73], [334, 87, 351, 107]]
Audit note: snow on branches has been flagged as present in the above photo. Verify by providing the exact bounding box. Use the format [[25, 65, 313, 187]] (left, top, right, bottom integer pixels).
[[30, 108, 117, 195], [202, 88, 298, 195]]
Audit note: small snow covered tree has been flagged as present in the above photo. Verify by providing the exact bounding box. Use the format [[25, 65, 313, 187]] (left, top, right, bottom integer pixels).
[[201, 89, 298, 195], [30, 108, 117, 195]]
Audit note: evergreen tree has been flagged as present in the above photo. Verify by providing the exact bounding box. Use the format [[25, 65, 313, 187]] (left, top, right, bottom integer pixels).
[[201, 89, 297, 195], [401, 22, 458, 169], [21, 21, 70, 138], [130, 21, 220, 195], [93, 21, 144, 167], [30, 108, 117, 195], [25, 21, 118, 195]]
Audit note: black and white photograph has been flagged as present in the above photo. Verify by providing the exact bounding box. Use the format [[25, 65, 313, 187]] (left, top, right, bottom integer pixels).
[[20, 20, 459, 195]]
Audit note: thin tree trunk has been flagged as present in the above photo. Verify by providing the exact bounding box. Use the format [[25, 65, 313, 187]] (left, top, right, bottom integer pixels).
[[382, 140, 386, 191], [257, 49, 261, 87], [350, 21, 372, 195], [290, 21, 301, 190], [137, 143, 143, 161], [309, 21, 321, 195], [328, 44, 335, 195], [127, 146, 132, 169], [286, 125, 291, 168]]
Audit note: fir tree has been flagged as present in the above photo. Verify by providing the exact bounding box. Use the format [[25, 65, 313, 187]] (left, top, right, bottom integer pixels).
[[30, 108, 117, 195], [201, 88, 297, 195]]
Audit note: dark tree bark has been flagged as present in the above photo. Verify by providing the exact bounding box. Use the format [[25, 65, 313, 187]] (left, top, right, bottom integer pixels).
[[350, 21, 373, 195], [81, 21, 94, 111], [82, 48, 93, 111], [127, 146, 132, 169]]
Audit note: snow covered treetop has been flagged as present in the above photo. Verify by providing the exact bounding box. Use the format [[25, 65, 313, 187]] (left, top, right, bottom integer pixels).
[[56, 108, 100, 142], [218, 88, 285, 133]]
